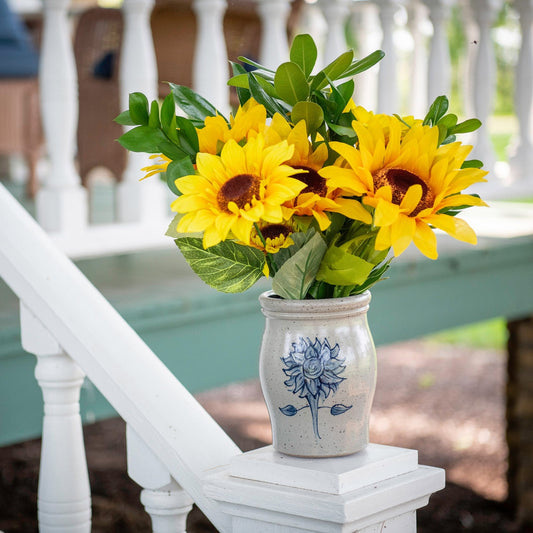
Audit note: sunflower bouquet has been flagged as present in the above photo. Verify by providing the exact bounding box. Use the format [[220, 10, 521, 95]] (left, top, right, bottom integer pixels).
[[116, 34, 487, 300]]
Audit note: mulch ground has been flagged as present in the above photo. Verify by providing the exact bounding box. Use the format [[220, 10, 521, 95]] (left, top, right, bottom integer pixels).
[[1, 340, 531, 532]]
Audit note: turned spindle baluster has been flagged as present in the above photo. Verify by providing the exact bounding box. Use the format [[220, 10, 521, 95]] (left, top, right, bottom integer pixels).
[[21, 303, 91, 533], [127, 425, 194, 533], [37, 0, 87, 233], [192, 0, 230, 114]]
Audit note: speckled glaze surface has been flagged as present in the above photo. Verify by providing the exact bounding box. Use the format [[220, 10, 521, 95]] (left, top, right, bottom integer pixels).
[[258, 290, 377, 458]]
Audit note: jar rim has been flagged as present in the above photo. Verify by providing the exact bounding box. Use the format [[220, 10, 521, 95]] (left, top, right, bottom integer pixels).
[[259, 290, 371, 318]]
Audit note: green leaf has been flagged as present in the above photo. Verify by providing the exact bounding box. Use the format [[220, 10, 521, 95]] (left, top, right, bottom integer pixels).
[[129, 92, 150, 125], [175, 237, 265, 293], [254, 74, 279, 99], [291, 101, 324, 134], [158, 140, 187, 161], [272, 231, 327, 299], [274, 62, 309, 105], [230, 62, 252, 106], [114, 110, 135, 126], [450, 118, 482, 135], [326, 120, 355, 138], [166, 157, 195, 195], [316, 245, 374, 286], [176, 116, 200, 154], [117, 125, 168, 153], [237, 56, 275, 74], [169, 83, 222, 123], [310, 50, 354, 92], [148, 100, 161, 129], [289, 34, 317, 78], [461, 159, 484, 169], [423, 96, 449, 126], [227, 73, 250, 89], [165, 213, 182, 237], [438, 113, 458, 129], [161, 93, 178, 142], [342, 50, 385, 77], [249, 73, 289, 117]]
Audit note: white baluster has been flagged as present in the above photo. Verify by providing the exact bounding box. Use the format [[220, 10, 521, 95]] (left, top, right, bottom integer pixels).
[[468, 0, 501, 174], [37, 0, 87, 233], [407, 0, 429, 115], [20, 303, 91, 533], [350, 2, 381, 110], [426, 0, 452, 104], [119, 0, 166, 223], [192, 0, 229, 114], [318, 0, 352, 64], [509, 0, 533, 182], [255, 0, 292, 69], [376, 0, 400, 113], [127, 425, 194, 532]]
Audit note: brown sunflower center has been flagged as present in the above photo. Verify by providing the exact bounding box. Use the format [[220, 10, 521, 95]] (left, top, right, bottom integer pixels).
[[217, 174, 260, 212], [261, 224, 292, 241], [292, 165, 327, 197], [373, 167, 434, 217]]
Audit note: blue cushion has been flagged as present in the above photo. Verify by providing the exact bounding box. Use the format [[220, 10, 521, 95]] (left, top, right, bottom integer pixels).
[[0, 0, 39, 77]]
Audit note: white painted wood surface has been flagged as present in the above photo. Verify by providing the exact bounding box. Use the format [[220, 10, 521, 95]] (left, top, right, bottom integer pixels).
[[206, 444, 445, 532], [509, 0, 533, 182], [37, 0, 88, 233], [426, 0, 452, 104], [468, 0, 501, 175], [21, 303, 91, 533], [192, 0, 230, 114], [375, 0, 400, 114], [118, 0, 167, 224], [255, 0, 292, 69], [319, 0, 351, 64], [128, 425, 194, 532], [0, 183, 241, 533]]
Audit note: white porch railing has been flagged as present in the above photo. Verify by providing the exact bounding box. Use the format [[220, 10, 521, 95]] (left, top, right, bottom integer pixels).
[[23, 0, 533, 260], [0, 181, 240, 532]]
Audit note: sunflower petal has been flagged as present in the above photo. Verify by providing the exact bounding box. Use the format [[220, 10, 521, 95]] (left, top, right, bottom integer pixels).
[[425, 213, 477, 244], [413, 220, 438, 259]]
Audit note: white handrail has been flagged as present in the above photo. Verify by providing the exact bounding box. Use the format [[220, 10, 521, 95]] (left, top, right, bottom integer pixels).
[[0, 182, 241, 532]]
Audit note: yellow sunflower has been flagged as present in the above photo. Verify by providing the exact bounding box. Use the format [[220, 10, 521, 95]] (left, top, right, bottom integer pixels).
[[171, 134, 306, 248], [197, 98, 267, 155], [267, 118, 372, 230], [320, 116, 488, 259], [140, 153, 171, 179], [250, 221, 294, 254]]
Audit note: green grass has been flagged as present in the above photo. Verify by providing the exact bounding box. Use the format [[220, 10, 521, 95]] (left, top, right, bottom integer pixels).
[[425, 318, 507, 350]]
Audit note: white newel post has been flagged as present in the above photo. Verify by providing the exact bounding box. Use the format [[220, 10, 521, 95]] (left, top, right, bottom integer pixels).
[[467, 0, 500, 175], [205, 445, 445, 532], [119, 0, 166, 223], [426, 0, 452, 105], [376, 0, 400, 114], [509, 0, 533, 182], [192, 0, 230, 114], [255, 0, 292, 69], [127, 425, 194, 533], [406, 0, 429, 116], [20, 303, 91, 533], [37, 0, 88, 233], [318, 0, 351, 64]]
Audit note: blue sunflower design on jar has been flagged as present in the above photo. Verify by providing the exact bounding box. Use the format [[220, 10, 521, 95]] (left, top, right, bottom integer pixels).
[[279, 337, 352, 439]]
